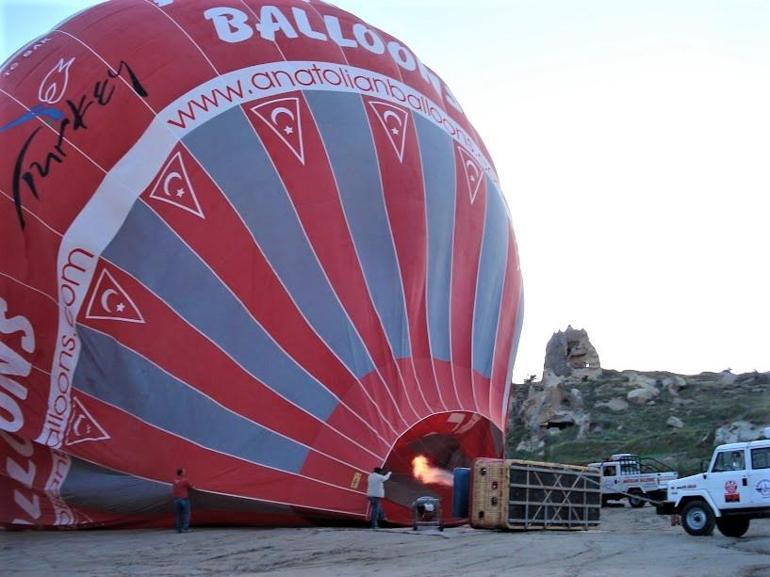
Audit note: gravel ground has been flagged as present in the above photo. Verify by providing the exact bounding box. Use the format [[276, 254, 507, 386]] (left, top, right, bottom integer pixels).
[[2, 507, 769, 577]]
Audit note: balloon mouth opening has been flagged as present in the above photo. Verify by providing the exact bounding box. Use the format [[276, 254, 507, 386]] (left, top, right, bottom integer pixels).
[[380, 411, 503, 524]]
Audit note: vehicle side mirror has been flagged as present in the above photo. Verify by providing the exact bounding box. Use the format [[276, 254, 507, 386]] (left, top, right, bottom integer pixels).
[[703, 473, 708, 479]]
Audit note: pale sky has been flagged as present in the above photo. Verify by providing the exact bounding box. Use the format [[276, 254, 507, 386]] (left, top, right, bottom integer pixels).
[[2, 0, 768, 382]]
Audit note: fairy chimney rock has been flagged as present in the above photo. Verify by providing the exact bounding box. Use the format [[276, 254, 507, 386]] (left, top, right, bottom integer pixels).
[[544, 326, 601, 380]]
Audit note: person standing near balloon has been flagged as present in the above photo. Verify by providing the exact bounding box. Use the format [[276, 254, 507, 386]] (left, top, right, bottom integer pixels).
[[172, 468, 194, 533], [366, 467, 391, 529]]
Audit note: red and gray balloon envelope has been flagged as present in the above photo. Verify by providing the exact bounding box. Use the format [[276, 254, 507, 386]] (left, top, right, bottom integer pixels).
[[0, 0, 522, 528]]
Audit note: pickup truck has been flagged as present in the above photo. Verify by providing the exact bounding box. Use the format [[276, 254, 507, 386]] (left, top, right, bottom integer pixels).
[[588, 453, 677, 507], [656, 427, 770, 537]]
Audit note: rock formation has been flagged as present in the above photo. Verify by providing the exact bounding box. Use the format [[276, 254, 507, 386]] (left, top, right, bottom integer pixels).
[[543, 326, 601, 380], [508, 328, 769, 470], [666, 416, 684, 429], [595, 398, 629, 412], [714, 421, 765, 444]]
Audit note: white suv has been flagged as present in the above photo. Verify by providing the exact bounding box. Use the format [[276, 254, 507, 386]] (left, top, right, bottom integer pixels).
[[656, 427, 770, 537]]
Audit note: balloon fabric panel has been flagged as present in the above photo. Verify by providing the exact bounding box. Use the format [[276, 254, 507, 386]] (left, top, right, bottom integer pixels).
[[0, 0, 522, 527]]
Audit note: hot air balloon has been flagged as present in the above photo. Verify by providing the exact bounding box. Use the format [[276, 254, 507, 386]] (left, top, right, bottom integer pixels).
[[0, 0, 523, 528]]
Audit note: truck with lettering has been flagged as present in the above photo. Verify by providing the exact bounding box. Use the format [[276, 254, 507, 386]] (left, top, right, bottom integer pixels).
[[655, 428, 770, 537], [588, 453, 678, 508]]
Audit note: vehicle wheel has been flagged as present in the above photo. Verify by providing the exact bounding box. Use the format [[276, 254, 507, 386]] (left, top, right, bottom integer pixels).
[[438, 524, 444, 532], [628, 491, 646, 508], [412, 522, 418, 531], [716, 517, 750, 538], [681, 501, 716, 536]]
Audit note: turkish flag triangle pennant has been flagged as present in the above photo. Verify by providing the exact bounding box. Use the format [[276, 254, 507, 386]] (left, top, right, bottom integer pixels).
[[368, 101, 409, 162], [148, 150, 205, 218], [65, 397, 110, 446], [250, 97, 305, 164], [458, 147, 483, 204], [84, 269, 145, 324]]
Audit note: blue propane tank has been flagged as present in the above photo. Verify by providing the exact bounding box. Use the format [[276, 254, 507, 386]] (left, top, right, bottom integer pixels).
[[452, 468, 471, 518]]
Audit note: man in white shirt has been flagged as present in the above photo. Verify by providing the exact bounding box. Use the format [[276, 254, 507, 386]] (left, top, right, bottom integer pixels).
[[366, 467, 391, 529]]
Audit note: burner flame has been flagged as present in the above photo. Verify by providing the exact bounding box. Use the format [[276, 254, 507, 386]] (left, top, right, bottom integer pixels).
[[411, 455, 453, 486]]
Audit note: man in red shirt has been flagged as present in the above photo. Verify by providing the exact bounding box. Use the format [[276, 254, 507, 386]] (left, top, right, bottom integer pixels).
[[172, 468, 193, 533]]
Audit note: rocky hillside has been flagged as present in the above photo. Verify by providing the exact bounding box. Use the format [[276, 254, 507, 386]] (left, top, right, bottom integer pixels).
[[506, 327, 770, 475]]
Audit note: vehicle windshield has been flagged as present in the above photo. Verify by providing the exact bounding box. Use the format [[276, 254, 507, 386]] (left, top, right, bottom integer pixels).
[[712, 450, 745, 472]]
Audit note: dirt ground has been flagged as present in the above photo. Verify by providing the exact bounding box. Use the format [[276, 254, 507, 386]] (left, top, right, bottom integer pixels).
[[2, 507, 769, 577]]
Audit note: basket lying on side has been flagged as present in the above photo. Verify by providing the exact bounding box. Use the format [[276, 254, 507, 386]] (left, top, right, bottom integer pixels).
[[470, 458, 601, 531]]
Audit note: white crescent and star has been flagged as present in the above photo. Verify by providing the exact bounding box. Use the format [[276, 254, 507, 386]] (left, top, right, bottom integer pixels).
[[100, 289, 126, 314], [162, 171, 186, 198], [85, 269, 144, 323], [270, 106, 296, 135], [383, 110, 403, 135]]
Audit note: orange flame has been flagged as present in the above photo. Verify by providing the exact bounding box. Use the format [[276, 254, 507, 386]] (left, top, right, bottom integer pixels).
[[411, 455, 453, 486]]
